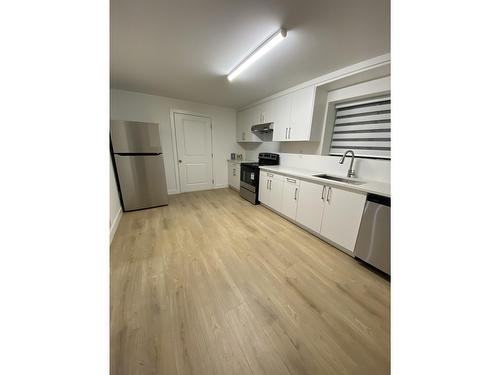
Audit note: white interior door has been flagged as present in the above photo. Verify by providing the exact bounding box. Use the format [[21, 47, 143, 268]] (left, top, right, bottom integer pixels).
[[174, 113, 213, 192]]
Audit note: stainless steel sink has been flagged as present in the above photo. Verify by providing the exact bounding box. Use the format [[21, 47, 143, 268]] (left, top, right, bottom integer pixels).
[[313, 174, 366, 185]]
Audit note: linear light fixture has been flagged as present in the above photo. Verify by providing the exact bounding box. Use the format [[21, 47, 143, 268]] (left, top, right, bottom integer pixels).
[[227, 28, 287, 81]]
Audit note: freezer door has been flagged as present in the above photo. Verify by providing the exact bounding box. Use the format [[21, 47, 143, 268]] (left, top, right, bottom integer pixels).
[[114, 154, 169, 211], [110, 120, 162, 153]]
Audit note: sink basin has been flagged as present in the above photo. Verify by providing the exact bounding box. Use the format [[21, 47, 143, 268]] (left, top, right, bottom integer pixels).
[[313, 174, 366, 185]]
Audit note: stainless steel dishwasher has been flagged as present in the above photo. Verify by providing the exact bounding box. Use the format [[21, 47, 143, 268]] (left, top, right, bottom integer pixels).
[[354, 193, 391, 275]]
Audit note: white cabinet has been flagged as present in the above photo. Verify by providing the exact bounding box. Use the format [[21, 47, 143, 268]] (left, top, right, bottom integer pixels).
[[295, 180, 327, 232], [272, 86, 327, 142], [295, 179, 366, 253], [258, 171, 270, 205], [259, 171, 284, 212], [227, 162, 240, 190], [260, 171, 367, 254], [236, 109, 261, 142], [237, 85, 326, 143], [320, 187, 366, 252], [288, 86, 316, 141], [281, 177, 300, 220], [255, 100, 273, 124], [270, 95, 291, 141]]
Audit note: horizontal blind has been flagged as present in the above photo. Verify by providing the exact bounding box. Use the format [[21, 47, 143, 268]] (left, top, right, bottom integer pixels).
[[330, 96, 391, 159]]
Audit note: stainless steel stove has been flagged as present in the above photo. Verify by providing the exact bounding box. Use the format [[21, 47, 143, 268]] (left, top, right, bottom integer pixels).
[[239, 153, 279, 204]]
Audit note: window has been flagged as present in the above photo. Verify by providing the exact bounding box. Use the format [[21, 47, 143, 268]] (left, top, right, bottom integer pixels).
[[330, 95, 391, 159]]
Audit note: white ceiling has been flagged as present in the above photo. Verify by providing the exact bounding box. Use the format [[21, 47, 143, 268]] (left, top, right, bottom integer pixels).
[[110, 0, 390, 109]]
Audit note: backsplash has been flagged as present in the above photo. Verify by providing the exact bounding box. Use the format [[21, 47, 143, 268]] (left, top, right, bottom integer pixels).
[[244, 151, 390, 183]]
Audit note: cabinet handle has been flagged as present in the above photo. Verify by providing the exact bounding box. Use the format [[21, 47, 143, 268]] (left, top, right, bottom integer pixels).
[[327, 186, 332, 202], [242, 132, 245, 140], [267, 180, 270, 190], [294, 187, 298, 200], [321, 185, 326, 200], [286, 127, 289, 139], [233, 169, 236, 176], [270, 180, 272, 190], [267, 173, 273, 177], [288, 127, 291, 139], [286, 178, 296, 183]]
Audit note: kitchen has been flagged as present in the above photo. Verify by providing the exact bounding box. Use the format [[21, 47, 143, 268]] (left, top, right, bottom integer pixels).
[[4, 1, 499, 375], [109, 1, 392, 373]]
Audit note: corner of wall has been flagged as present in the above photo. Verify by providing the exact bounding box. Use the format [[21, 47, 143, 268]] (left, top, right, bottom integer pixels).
[[110, 208, 122, 243]]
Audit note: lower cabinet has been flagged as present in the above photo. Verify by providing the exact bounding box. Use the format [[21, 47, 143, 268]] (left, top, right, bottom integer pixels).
[[259, 171, 284, 212], [296, 180, 325, 232], [228, 162, 240, 190], [276, 174, 367, 254], [281, 177, 300, 220], [320, 186, 366, 252]]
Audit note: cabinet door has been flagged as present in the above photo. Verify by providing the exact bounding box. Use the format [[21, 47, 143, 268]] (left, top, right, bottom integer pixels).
[[228, 163, 233, 186], [295, 180, 326, 233], [260, 100, 271, 124], [234, 165, 240, 189], [237, 108, 261, 142], [228, 163, 240, 190], [289, 86, 315, 141], [258, 171, 270, 205], [271, 95, 291, 141], [267, 176, 284, 212], [281, 177, 300, 220], [248, 105, 262, 125], [236, 110, 247, 141], [320, 187, 366, 253]]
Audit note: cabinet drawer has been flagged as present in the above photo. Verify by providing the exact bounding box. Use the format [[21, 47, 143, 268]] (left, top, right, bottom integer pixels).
[[264, 172, 284, 181], [284, 176, 299, 185]]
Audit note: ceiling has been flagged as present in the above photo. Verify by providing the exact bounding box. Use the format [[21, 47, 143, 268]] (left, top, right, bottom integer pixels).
[[110, 0, 390, 109]]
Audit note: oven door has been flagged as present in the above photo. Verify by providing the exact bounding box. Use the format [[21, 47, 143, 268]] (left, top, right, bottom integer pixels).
[[240, 166, 258, 188]]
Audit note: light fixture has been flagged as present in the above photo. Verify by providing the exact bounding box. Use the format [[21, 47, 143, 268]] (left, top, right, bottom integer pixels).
[[227, 28, 287, 81]]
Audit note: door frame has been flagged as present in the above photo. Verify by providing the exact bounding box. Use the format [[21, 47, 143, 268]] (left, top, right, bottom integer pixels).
[[170, 109, 214, 193]]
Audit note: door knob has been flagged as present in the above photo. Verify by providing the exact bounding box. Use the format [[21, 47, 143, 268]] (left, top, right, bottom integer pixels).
[[178, 160, 182, 163]]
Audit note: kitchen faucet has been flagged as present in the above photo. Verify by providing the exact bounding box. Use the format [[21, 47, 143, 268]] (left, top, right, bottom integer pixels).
[[339, 150, 356, 178]]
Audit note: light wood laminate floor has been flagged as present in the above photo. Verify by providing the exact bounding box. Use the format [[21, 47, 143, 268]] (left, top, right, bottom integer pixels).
[[111, 188, 390, 375]]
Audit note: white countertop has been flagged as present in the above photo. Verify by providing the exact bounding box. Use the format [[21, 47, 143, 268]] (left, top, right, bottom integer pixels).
[[227, 159, 257, 164], [259, 165, 391, 197]]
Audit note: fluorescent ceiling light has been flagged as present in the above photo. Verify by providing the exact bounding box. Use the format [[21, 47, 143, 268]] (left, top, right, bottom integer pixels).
[[227, 28, 287, 81]]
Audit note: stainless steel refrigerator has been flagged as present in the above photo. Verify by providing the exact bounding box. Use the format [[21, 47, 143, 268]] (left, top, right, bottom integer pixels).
[[110, 120, 169, 211]]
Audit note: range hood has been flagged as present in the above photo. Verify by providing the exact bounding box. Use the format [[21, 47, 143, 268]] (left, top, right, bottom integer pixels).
[[251, 122, 274, 133]]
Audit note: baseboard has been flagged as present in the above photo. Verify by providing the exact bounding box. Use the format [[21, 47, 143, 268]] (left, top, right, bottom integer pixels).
[[169, 185, 228, 195], [110, 208, 123, 243]]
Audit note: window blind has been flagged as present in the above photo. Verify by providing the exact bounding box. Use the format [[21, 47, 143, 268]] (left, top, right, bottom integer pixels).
[[330, 96, 391, 159]]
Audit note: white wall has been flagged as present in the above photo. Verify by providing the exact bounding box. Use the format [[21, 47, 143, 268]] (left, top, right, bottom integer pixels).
[[110, 157, 122, 241], [110, 89, 243, 194], [327, 76, 390, 103]]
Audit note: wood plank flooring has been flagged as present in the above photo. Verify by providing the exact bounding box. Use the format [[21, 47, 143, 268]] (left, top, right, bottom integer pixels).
[[111, 188, 390, 375]]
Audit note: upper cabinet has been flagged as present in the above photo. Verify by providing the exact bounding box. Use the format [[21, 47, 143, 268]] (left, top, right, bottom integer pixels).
[[268, 94, 291, 141], [279, 86, 327, 142], [236, 85, 327, 143], [287, 86, 316, 141], [236, 108, 261, 142]]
